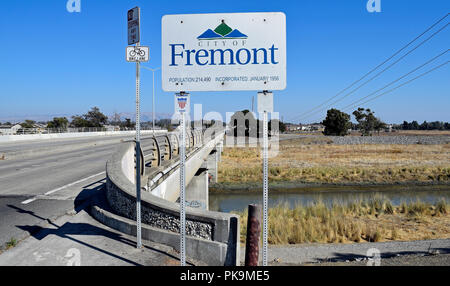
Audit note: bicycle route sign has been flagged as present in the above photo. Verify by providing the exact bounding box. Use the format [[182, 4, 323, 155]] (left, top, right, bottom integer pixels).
[[126, 46, 150, 62]]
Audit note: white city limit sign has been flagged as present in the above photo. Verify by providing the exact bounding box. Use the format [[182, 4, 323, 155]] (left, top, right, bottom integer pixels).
[[161, 13, 286, 92]]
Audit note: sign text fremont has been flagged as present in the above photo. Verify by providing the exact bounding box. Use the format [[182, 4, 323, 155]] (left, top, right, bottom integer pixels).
[[162, 13, 286, 92]]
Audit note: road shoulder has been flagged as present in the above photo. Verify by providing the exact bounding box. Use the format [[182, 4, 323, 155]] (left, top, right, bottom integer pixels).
[[0, 207, 182, 266]]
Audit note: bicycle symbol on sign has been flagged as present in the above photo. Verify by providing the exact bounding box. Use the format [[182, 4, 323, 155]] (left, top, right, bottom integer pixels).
[[126, 46, 149, 62], [130, 47, 146, 57]]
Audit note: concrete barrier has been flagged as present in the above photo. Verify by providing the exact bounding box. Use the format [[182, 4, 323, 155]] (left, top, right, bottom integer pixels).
[[0, 130, 166, 143], [102, 137, 240, 266]]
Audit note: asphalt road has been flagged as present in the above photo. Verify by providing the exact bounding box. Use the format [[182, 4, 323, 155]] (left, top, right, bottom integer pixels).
[[0, 135, 139, 249]]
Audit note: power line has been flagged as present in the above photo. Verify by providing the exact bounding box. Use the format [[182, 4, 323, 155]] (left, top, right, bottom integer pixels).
[[291, 21, 449, 123], [340, 49, 448, 111], [286, 13, 449, 123], [307, 60, 449, 123], [342, 61, 449, 112], [292, 13, 449, 122]]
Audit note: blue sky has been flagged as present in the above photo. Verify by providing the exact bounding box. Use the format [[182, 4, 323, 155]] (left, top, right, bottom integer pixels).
[[0, 0, 449, 124]]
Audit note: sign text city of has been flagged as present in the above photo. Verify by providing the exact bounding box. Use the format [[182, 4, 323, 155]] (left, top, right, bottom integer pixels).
[[161, 12, 286, 92]]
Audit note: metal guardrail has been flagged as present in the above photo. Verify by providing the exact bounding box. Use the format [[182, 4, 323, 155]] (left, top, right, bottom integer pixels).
[[137, 128, 219, 173]]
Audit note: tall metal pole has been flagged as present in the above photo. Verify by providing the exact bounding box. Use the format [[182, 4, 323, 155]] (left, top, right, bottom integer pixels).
[[152, 70, 155, 135], [140, 66, 159, 135], [262, 110, 268, 266], [179, 103, 186, 266], [135, 43, 142, 249], [252, 96, 254, 113]]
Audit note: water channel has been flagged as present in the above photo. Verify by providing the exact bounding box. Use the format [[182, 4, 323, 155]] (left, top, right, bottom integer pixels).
[[209, 185, 450, 213]]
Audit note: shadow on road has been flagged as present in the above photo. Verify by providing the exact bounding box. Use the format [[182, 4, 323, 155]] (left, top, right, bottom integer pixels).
[[16, 222, 143, 266], [7, 185, 183, 266]]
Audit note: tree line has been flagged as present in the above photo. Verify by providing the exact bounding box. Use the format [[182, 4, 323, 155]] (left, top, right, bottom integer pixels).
[[397, 120, 450, 131], [2, 107, 130, 131], [1, 107, 180, 132], [321, 108, 449, 136]]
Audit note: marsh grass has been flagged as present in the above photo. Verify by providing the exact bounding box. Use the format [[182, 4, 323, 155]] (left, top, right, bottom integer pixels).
[[406, 200, 430, 217], [391, 226, 399, 240], [436, 199, 448, 215], [219, 141, 450, 184], [235, 197, 450, 245]]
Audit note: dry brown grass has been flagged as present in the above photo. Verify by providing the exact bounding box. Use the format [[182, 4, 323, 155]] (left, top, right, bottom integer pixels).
[[235, 198, 450, 245], [218, 139, 450, 184]]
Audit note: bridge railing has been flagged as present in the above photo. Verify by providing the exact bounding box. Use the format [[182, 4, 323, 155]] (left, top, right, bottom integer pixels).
[[102, 126, 240, 266]]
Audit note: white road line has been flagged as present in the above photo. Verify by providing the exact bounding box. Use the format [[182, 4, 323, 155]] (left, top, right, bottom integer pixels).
[[21, 198, 37, 204], [21, 171, 106, 205]]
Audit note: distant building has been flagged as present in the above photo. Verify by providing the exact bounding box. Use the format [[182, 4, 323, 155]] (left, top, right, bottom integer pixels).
[[385, 124, 393, 132], [300, 124, 325, 132], [0, 124, 22, 135], [285, 124, 301, 132], [103, 125, 119, 131]]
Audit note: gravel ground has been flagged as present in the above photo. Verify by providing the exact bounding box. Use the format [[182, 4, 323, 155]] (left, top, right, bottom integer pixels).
[[279, 134, 450, 145], [310, 253, 450, 266], [241, 238, 450, 266], [328, 135, 449, 145]]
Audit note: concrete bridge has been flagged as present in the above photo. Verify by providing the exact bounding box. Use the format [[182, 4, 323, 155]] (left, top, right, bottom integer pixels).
[[91, 127, 240, 266]]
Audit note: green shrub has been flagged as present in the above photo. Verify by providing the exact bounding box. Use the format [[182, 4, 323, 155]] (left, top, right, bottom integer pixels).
[[6, 238, 17, 249]]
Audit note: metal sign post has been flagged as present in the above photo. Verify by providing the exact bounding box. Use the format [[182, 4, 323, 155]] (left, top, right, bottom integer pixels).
[[180, 109, 186, 266], [127, 6, 149, 249], [258, 91, 273, 266], [175, 92, 190, 266], [262, 110, 268, 266], [135, 51, 142, 249]]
